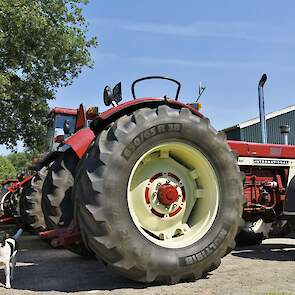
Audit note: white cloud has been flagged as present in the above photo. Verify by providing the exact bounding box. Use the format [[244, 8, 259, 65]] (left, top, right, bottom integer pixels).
[[131, 56, 251, 68], [89, 17, 294, 44], [131, 56, 295, 72], [121, 20, 293, 45]]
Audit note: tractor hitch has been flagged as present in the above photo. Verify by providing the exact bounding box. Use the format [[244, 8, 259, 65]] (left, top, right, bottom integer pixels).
[[39, 220, 82, 248]]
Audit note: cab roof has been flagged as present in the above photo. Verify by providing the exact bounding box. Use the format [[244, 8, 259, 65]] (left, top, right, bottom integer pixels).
[[50, 107, 77, 116]]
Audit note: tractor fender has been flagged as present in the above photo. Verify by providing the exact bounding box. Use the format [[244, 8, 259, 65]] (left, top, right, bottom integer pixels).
[[90, 98, 203, 135], [63, 100, 201, 158], [35, 128, 94, 168], [284, 176, 295, 215], [64, 128, 95, 159]]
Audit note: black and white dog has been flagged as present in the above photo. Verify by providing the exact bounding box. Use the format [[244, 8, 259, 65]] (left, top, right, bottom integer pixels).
[[0, 229, 23, 288]]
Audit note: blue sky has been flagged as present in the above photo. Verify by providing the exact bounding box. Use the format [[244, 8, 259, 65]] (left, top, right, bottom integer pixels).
[[2, 0, 295, 154]]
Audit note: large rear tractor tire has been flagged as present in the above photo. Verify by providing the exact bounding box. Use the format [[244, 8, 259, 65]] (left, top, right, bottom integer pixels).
[[75, 105, 243, 283], [20, 166, 48, 232], [42, 150, 78, 229]]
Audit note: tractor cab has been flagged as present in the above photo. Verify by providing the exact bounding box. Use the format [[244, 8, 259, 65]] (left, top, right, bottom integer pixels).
[[46, 105, 98, 151], [46, 107, 78, 151]]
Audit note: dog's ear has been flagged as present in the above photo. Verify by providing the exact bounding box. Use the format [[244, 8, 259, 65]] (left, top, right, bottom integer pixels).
[[0, 233, 10, 246], [0, 231, 10, 246]]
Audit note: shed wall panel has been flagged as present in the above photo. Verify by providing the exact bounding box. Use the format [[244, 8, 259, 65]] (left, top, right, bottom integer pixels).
[[242, 110, 295, 144], [224, 110, 295, 144]]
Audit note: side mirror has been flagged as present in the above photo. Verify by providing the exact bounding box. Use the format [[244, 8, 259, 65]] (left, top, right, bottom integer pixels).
[[63, 119, 71, 135], [103, 82, 122, 106], [113, 82, 122, 103], [103, 85, 113, 106]]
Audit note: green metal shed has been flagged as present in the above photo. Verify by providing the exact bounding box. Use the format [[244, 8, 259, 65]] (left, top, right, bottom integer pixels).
[[223, 105, 295, 144]]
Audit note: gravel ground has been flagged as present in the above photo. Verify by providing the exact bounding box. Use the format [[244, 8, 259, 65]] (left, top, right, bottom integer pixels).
[[0, 228, 294, 295]]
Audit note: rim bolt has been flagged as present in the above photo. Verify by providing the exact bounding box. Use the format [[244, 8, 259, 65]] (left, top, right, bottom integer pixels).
[[166, 180, 170, 184], [157, 202, 160, 206], [165, 207, 168, 210], [156, 183, 161, 189], [153, 192, 157, 197]]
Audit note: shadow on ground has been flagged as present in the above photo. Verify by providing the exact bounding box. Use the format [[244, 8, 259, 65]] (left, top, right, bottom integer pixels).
[[233, 242, 295, 262], [0, 232, 159, 292], [1, 227, 294, 292]]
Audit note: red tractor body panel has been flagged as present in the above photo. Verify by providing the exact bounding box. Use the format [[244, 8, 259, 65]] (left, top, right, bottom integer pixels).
[[228, 140, 295, 159], [228, 140, 295, 220], [75, 104, 87, 130], [8, 175, 33, 193], [64, 128, 95, 159]]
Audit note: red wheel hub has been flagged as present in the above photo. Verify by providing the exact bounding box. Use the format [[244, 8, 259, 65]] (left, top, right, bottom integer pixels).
[[157, 184, 179, 206]]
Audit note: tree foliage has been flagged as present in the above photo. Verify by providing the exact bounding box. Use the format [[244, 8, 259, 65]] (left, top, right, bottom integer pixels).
[[0, 0, 97, 151], [6, 152, 33, 173], [0, 156, 16, 181]]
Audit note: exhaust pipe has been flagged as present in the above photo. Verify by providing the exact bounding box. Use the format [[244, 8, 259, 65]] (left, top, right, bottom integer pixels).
[[258, 73, 268, 143], [280, 125, 290, 145]]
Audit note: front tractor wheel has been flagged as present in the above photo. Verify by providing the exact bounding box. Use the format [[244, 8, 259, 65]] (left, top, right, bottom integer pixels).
[[75, 105, 243, 283]]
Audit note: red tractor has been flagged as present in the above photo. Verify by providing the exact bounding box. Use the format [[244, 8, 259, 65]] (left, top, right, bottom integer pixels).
[[0, 106, 94, 229], [0, 178, 26, 223], [3, 75, 295, 284], [36, 77, 243, 282], [230, 75, 295, 245]]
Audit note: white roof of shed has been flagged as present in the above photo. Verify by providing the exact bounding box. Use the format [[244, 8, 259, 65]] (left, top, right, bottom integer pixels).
[[226, 104, 295, 130]]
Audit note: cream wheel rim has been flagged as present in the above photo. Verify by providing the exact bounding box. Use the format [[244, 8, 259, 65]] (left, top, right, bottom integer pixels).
[[127, 142, 220, 249]]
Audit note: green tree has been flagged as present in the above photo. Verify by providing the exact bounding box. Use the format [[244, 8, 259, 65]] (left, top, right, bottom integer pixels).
[[0, 0, 97, 151], [6, 152, 33, 173], [0, 156, 16, 181]]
